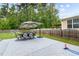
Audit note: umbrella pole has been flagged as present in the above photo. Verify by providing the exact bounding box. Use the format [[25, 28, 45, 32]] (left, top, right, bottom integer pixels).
[[38, 25, 42, 38]]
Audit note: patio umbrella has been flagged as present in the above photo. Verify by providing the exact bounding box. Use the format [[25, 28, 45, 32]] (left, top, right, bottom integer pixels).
[[20, 21, 42, 29], [19, 21, 42, 38]]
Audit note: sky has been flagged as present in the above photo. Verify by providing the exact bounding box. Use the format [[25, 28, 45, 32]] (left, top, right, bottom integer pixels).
[[56, 3, 79, 19]]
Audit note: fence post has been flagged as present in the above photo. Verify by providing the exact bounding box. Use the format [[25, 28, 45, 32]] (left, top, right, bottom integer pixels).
[[68, 29, 70, 38], [75, 30, 77, 40], [50, 29, 51, 36], [60, 29, 63, 37]]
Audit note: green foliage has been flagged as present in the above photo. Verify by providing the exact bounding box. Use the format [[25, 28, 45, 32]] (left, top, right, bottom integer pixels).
[[0, 18, 10, 29], [0, 3, 61, 30]]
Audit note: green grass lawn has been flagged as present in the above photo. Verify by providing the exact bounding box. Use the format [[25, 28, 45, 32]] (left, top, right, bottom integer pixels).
[[41, 34, 79, 46], [0, 33, 16, 40]]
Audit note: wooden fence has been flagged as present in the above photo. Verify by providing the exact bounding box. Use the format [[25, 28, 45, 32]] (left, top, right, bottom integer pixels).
[[34, 29, 79, 41]]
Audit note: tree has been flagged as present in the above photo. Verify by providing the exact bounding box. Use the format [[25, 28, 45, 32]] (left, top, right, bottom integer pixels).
[[45, 4, 61, 28], [0, 3, 9, 17], [0, 3, 61, 30]]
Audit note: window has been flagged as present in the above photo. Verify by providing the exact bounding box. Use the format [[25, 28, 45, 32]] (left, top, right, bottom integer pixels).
[[67, 19, 79, 28], [67, 24, 72, 28], [73, 19, 79, 28], [73, 24, 79, 28], [67, 19, 72, 28], [73, 19, 79, 24], [67, 20, 72, 24]]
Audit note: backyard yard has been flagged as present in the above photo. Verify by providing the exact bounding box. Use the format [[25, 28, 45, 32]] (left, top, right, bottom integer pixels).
[[0, 3, 79, 56], [0, 32, 79, 46]]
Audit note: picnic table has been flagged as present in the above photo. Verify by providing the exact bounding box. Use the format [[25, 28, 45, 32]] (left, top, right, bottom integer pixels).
[[17, 32, 35, 40]]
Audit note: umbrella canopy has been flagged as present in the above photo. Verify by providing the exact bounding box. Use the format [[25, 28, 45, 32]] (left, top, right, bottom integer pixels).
[[20, 21, 42, 29]]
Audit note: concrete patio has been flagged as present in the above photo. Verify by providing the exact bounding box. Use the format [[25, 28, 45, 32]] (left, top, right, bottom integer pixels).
[[0, 37, 79, 56]]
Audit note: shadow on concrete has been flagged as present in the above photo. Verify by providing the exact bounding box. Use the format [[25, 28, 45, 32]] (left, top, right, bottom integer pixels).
[[66, 48, 79, 55], [15, 38, 37, 41]]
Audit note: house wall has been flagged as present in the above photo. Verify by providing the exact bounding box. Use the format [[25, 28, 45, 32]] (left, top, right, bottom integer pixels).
[[61, 20, 67, 30], [61, 19, 79, 30]]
